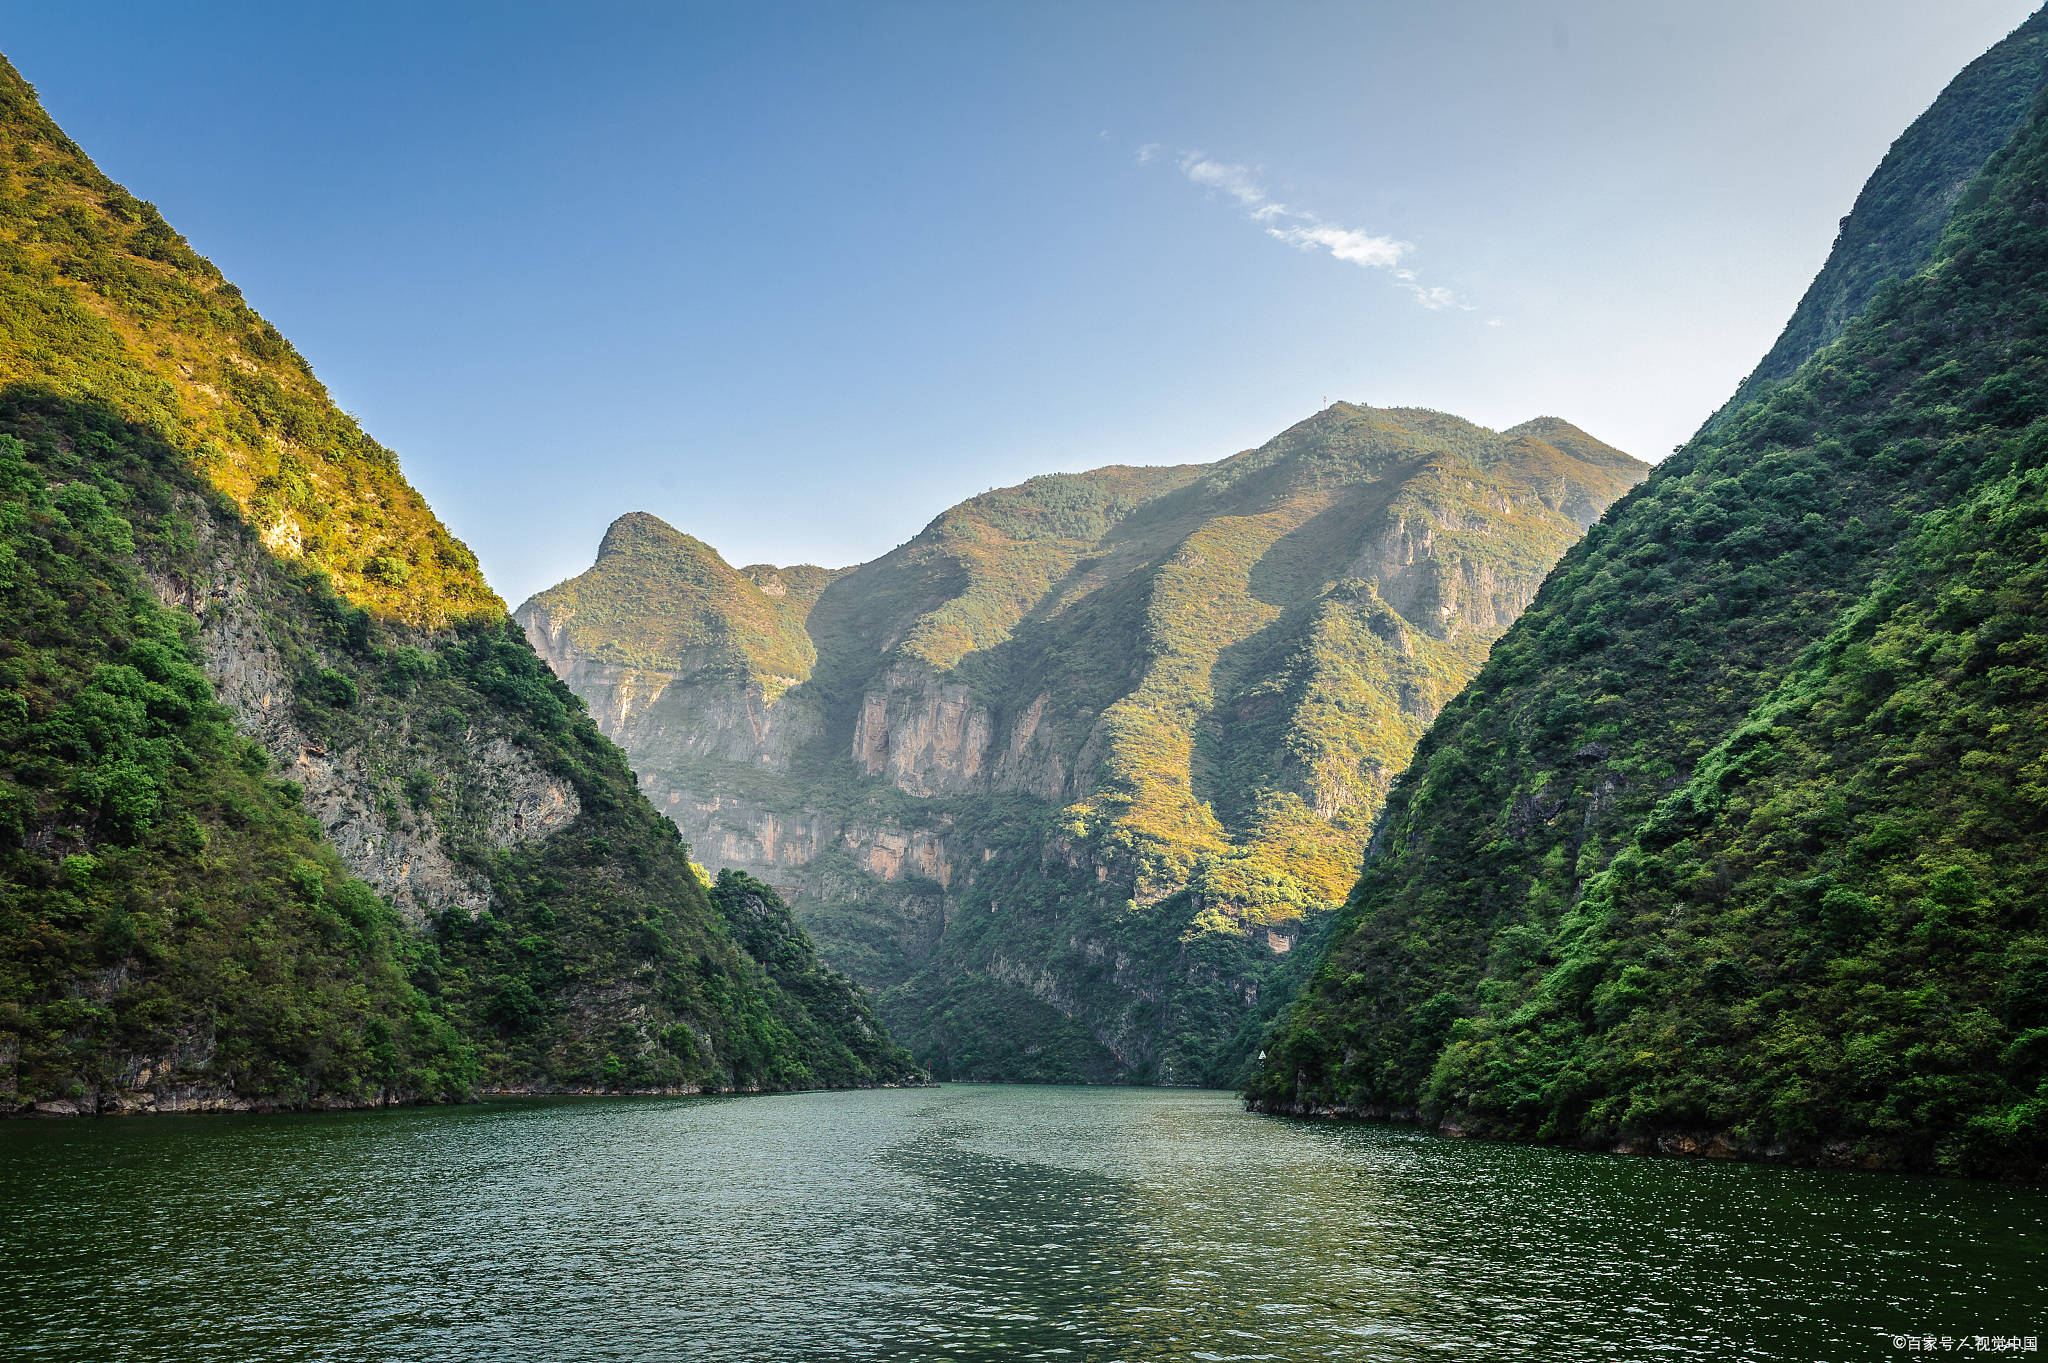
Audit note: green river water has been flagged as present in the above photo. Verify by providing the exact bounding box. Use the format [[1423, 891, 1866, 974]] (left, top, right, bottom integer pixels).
[[2, 1084, 2041, 1360]]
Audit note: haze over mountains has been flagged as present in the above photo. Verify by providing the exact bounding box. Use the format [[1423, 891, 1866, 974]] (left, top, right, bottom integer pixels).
[[523, 407, 1645, 1081]]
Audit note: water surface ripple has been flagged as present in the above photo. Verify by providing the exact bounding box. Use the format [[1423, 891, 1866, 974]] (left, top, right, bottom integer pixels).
[[3, 1085, 2040, 1360]]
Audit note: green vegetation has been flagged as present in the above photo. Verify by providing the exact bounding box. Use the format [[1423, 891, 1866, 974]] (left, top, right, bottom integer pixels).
[[525, 408, 1643, 1084], [0, 58, 497, 628], [526, 512, 832, 697], [0, 419, 474, 1106], [412, 611, 912, 1092], [1429, 451, 2048, 1173], [0, 53, 912, 1109], [709, 871, 914, 1083], [1252, 76, 2048, 1177]]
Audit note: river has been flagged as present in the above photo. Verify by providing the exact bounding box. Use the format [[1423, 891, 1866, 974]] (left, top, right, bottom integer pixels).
[[3, 1085, 2041, 1360]]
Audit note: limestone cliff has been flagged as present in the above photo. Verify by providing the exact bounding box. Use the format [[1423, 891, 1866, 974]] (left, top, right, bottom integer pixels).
[[148, 492, 578, 923]]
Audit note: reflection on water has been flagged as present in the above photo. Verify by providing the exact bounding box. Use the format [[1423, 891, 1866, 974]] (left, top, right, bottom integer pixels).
[[2, 1085, 2041, 1361]]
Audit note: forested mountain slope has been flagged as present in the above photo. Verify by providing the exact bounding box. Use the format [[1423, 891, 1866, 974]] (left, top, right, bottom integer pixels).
[[0, 55, 911, 1113], [523, 408, 1644, 1083], [1252, 73, 2048, 1176]]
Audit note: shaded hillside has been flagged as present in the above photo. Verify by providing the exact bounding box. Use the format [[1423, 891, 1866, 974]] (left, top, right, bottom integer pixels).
[[1715, 6, 2048, 420], [0, 55, 912, 1113], [1251, 75, 2048, 1177], [523, 409, 1644, 1083]]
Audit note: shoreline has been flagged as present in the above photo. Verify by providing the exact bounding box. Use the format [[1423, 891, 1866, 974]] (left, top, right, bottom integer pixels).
[[1249, 1098, 2045, 1183], [2, 1076, 939, 1119]]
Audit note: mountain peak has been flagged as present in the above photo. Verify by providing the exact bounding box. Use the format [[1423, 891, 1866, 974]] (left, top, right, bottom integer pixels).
[[597, 510, 722, 565], [1710, 5, 2048, 421], [1502, 417, 1646, 473], [524, 516, 824, 688], [1503, 415, 1591, 442], [524, 396, 1649, 1083]]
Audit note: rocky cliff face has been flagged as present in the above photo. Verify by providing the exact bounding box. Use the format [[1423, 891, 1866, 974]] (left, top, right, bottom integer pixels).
[[522, 404, 1647, 1082], [523, 602, 683, 734], [851, 667, 995, 797], [525, 600, 820, 775], [1362, 511, 1538, 639], [150, 494, 579, 923], [840, 667, 1085, 803]]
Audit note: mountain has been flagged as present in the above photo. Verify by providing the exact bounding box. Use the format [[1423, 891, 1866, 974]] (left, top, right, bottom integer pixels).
[[1251, 18, 2048, 1178], [1715, 6, 2048, 421], [0, 55, 913, 1114], [521, 407, 1646, 1083]]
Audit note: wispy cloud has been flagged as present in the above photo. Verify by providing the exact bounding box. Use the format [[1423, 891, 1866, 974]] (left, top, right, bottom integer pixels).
[[1388, 268, 1464, 311], [1178, 154, 1270, 210], [1271, 222, 1407, 271], [1155, 148, 1472, 313]]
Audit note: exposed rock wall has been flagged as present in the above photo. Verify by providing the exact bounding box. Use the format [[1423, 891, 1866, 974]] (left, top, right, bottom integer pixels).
[[636, 771, 964, 891], [991, 691, 1075, 802], [150, 497, 579, 923], [1352, 500, 1556, 640], [852, 668, 992, 796], [522, 601, 817, 774], [848, 668, 1077, 802]]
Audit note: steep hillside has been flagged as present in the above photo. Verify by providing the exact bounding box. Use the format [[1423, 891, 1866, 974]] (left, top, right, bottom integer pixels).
[[1251, 76, 2048, 1175], [523, 409, 1645, 1083], [1716, 6, 2048, 418], [0, 55, 912, 1113]]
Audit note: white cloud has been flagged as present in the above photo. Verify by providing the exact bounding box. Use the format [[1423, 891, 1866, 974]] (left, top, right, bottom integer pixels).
[[1266, 221, 1407, 270], [1157, 145, 1470, 313]]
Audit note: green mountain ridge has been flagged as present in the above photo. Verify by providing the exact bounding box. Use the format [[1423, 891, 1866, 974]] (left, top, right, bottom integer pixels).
[[1251, 14, 2048, 1178], [1715, 5, 2048, 422], [521, 405, 1645, 1083], [0, 54, 913, 1113]]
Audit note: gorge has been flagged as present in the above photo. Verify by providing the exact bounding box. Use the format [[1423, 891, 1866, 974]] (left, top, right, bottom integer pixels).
[[5, 8, 2048, 1361], [0, 2, 2043, 1190]]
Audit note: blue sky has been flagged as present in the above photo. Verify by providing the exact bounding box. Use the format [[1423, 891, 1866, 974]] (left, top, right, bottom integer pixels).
[[2, 1, 2039, 605]]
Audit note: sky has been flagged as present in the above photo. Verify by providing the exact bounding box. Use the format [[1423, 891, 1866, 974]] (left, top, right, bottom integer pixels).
[[1, 1, 2040, 605]]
